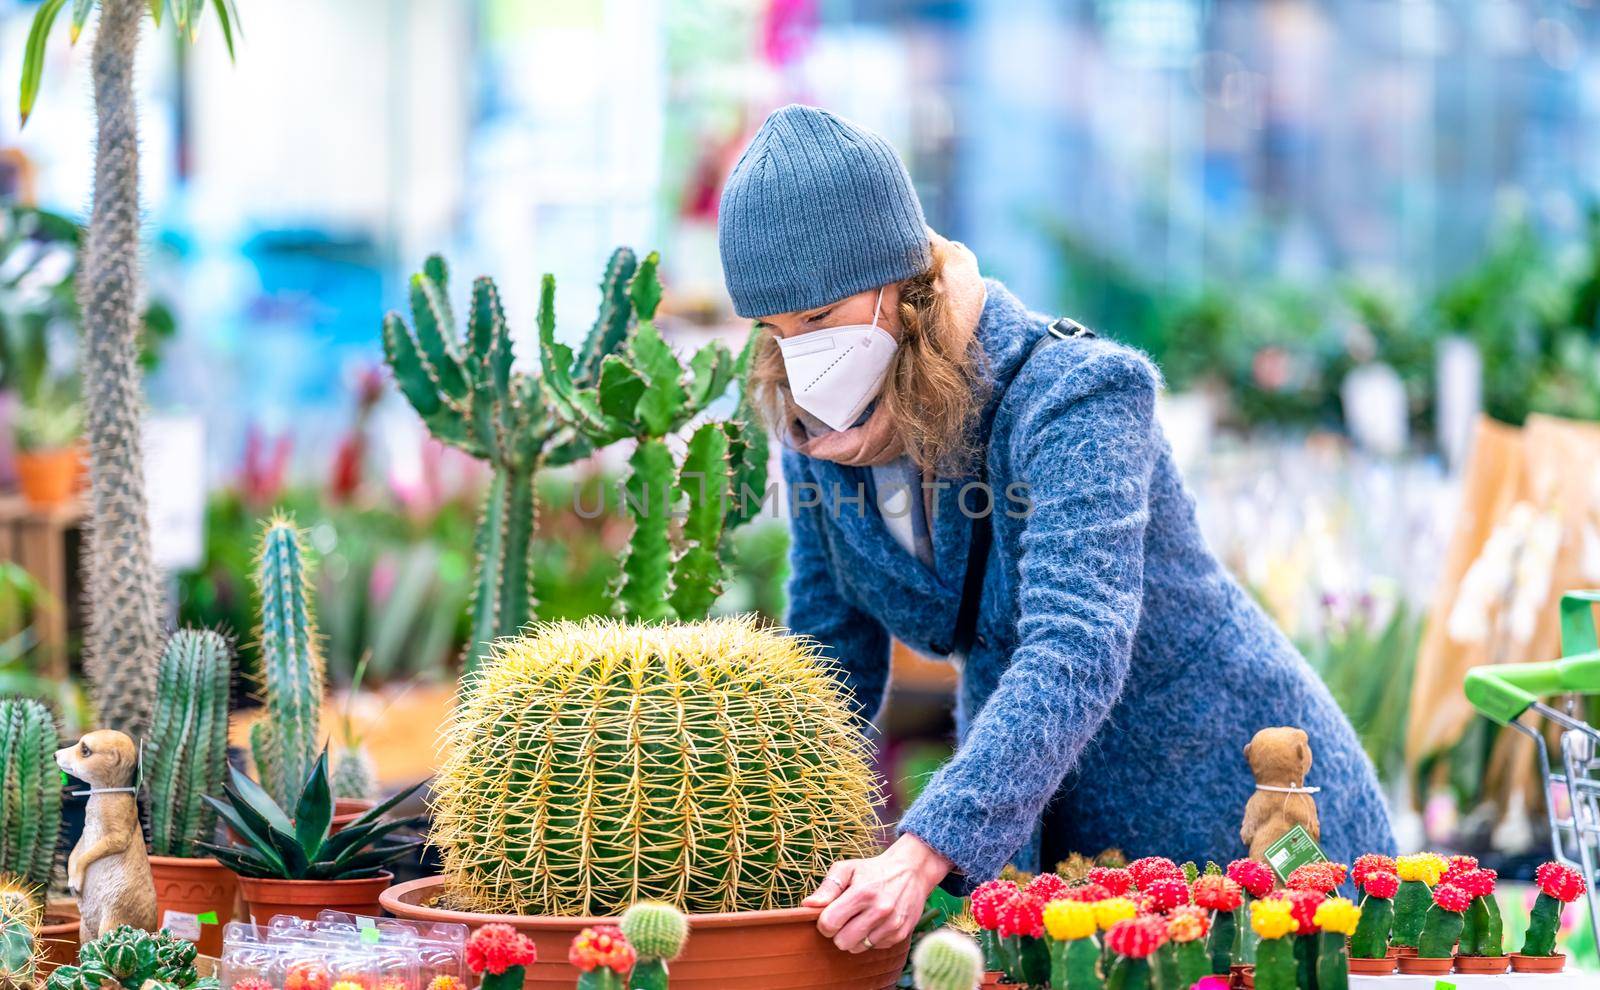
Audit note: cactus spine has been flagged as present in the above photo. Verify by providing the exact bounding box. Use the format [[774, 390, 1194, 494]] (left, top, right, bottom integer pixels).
[[430, 617, 879, 916], [0, 877, 40, 986], [0, 699, 61, 895], [914, 930, 984, 990], [540, 252, 767, 621], [251, 516, 324, 809], [384, 250, 640, 670], [146, 629, 233, 857], [619, 902, 688, 990]]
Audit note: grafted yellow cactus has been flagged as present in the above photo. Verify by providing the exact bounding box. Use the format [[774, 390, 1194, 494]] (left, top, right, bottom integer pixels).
[[430, 616, 881, 916]]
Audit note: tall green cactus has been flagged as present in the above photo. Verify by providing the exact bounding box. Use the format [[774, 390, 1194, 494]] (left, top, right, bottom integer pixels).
[[251, 516, 324, 809], [540, 251, 767, 621], [383, 249, 639, 669], [146, 629, 233, 858], [0, 698, 61, 894]]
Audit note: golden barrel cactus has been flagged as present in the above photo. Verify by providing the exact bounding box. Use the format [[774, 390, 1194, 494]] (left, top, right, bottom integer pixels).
[[430, 617, 882, 916]]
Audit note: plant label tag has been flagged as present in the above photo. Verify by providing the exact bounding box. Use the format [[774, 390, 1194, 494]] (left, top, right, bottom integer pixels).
[[196, 911, 219, 926], [1263, 824, 1328, 883], [357, 916, 380, 944], [161, 911, 201, 940]]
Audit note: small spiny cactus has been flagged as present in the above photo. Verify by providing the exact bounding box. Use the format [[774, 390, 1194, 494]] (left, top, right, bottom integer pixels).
[[0, 877, 40, 986], [430, 617, 880, 916], [0, 699, 61, 896], [251, 515, 325, 809], [146, 629, 233, 857], [913, 929, 983, 990], [620, 902, 688, 990], [330, 742, 378, 802]]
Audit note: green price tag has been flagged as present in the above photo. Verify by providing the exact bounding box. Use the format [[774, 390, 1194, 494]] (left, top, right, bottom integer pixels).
[[196, 912, 218, 926], [360, 927, 381, 945], [1263, 825, 1328, 883], [1433, 982, 1456, 990]]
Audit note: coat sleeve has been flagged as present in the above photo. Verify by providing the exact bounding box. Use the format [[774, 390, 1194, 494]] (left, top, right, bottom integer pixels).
[[898, 347, 1159, 880], [781, 448, 893, 720]]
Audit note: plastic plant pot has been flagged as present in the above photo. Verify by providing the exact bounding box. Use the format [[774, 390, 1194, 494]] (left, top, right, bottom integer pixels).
[[1509, 952, 1566, 973], [1395, 955, 1452, 976], [148, 855, 238, 956], [1346, 956, 1395, 975], [1453, 954, 1508, 974], [237, 871, 392, 925]]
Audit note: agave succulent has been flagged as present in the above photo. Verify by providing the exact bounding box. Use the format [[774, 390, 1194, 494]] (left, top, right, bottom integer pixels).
[[199, 749, 424, 881]]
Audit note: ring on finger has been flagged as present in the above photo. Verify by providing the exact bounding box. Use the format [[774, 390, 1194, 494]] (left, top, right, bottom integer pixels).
[[862, 936, 874, 950]]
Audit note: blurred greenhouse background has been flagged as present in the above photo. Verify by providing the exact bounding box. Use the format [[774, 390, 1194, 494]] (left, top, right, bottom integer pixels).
[[4, 0, 1600, 915]]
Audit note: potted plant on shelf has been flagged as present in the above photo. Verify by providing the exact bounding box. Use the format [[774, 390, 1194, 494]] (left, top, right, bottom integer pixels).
[[1246, 898, 1297, 990], [1101, 916, 1166, 989], [200, 750, 425, 922], [970, 879, 1014, 986], [1451, 867, 1506, 974], [1511, 861, 1584, 973], [1155, 905, 1210, 990], [1190, 873, 1242, 976], [380, 617, 899, 989], [12, 387, 81, 508], [1041, 898, 1101, 989], [0, 872, 41, 984], [143, 628, 235, 955], [0, 698, 73, 965], [1309, 897, 1360, 990], [1388, 853, 1443, 956], [1346, 869, 1398, 974], [1395, 880, 1468, 975], [618, 903, 688, 990], [42, 924, 219, 990]]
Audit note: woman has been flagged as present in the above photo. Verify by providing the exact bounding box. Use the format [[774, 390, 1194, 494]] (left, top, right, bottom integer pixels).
[[717, 105, 1395, 954]]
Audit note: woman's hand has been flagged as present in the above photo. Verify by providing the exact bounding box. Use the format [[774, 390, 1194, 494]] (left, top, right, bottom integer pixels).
[[804, 833, 953, 953]]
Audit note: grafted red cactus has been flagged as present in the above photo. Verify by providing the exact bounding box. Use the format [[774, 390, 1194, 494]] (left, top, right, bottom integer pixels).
[[1535, 862, 1584, 902], [1351, 854, 1395, 890], [1089, 866, 1134, 897], [996, 889, 1045, 939], [1227, 859, 1275, 899], [1143, 877, 1190, 912], [1062, 882, 1112, 903], [1129, 857, 1183, 891], [1361, 870, 1399, 899], [1027, 873, 1070, 903], [971, 879, 1017, 931], [1106, 916, 1169, 958], [1192, 875, 1242, 912]]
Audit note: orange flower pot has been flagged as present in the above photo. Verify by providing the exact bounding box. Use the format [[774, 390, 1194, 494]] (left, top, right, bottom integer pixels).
[[1453, 954, 1508, 974], [149, 856, 238, 956], [237, 871, 392, 924], [381, 875, 910, 990], [330, 797, 375, 834], [1510, 952, 1566, 973], [38, 902, 79, 972], [16, 448, 79, 508], [1347, 955, 1395, 975], [1395, 955, 1453, 975]]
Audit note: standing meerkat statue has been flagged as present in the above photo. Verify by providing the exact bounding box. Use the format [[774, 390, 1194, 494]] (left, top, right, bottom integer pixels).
[[55, 729, 157, 941], [1240, 726, 1322, 862]]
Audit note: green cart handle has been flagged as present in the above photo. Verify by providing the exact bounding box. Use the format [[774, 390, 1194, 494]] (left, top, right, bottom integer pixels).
[[1465, 591, 1600, 725]]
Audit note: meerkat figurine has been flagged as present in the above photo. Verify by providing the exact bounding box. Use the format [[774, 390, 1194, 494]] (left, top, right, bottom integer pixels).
[[55, 729, 157, 941]]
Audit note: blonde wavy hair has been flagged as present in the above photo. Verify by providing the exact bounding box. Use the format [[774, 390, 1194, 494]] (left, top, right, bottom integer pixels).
[[749, 239, 990, 474]]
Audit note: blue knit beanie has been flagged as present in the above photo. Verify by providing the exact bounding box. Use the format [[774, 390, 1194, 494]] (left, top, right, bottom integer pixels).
[[718, 104, 931, 318]]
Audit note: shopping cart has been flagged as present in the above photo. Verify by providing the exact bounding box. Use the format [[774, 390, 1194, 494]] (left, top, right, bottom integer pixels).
[[1466, 589, 1600, 955]]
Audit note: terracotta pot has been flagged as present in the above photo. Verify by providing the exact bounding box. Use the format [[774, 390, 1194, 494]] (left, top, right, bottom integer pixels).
[[1390, 944, 1416, 957], [381, 875, 910, 989], [1383, 945, 1400, 958], [1395, 955, 1452, 975], [331, 798, 375, 834], [237, 872, 392, 924], [979, 973, 1007, 990], [149, 856, 238, 956], [1510, 952, 1566, 973], [16, 448, 79, 508], [1453, 954, 1508, 974], [1239, 965, 1255, 989], [1347, 955, 1395, 975], [39, 902, 79, 971]]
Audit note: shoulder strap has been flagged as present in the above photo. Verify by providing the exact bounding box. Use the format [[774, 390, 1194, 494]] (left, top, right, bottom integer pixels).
[[947, 316, 1095, 657]]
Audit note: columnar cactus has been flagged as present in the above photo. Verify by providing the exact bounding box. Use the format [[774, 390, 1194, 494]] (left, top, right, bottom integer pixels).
[[1520, 862, 1584, 957], [619, 902, 688, 990], [1390, 853, 1443, 948], [1247, 899, 1298, 990], [1042, 899, 1101, 990], [0, 878, 40, 986], [1156, 906, 1209, 990], [1348, 870, 1397, 959], [914, 929, 984, 990], [1191, 874, 1242, 974], [1102, 916, 1166, 989], [1416, 882, 1469, 958], [1226, 858, 1274, 964], [540, 252, 766, 621], [251, 516, 325, 809], [429, 617, 879, 916], [1312, 898, 1361, 990], [384, 251, 642, 669], [1454, 868, 1502, 957], [0, 698, 61, 894], [146, 629, 233, 857]]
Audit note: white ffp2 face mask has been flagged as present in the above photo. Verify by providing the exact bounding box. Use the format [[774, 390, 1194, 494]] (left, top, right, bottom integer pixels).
[[776, 287, 897, 432]]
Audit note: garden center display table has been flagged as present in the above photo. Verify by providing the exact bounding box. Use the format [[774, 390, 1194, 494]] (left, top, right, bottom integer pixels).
[[1350, 974, 1591, 988]]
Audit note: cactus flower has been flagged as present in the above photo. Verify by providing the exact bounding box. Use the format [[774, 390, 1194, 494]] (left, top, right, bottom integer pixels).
[[1313, 897, 1361, 936], [1165, 905, 1210, 942], [1044, 899, 1099, 941], [1351, 854, 1396, 890], [1250, 899, 1298, 940], [467, 924, 539, 975], [1227, 859, 1275, 899], [1094, 897, 1140, 931], [1088, 866, 1134, 896], [569, 926, 636, 974]]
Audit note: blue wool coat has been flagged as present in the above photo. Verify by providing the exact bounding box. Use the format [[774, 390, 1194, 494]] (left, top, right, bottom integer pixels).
[[781, 280, 1395, 884]]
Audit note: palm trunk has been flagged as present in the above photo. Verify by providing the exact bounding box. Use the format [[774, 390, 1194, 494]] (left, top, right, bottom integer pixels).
[[81, 0, 162, 739]]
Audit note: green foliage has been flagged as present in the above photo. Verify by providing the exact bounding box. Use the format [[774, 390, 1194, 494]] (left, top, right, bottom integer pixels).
[[0, 699, 60, 895], [1299, 604, 1421, 784], [383, 249, 643, 670], [913, 929, 984, 990], [1207, 907, 1236, 974], [1458, 892, 1502, 957], [20, 0, 241, 125], [45, 924, 219, 990], [199, 750, 425, 881], [12, 384, 81, 452], [146, 628, 233, 857], [542, 252, 765, 621], [252, 516, 324, 809], [1103, 956, 1152, 990]]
